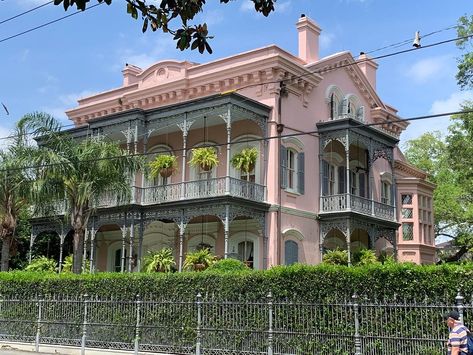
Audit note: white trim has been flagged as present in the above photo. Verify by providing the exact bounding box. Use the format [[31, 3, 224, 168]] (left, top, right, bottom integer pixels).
[[281, 136, 304, 151], [282, 228, 304, 241], [269, 205, 318, 219]]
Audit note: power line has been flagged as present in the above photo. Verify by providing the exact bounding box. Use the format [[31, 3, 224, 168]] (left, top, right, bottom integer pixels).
[[1, 108, 471, 174], [363, 24, 459, 55], [0, 2, 102, 44], [0, 1, 53, 26]]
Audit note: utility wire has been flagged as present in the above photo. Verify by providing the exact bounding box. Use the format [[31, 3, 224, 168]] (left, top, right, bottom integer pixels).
[[0, 2, 102, 44], [1, 108, 471, 174], [0, 31, 469, 145], [363, 24, 460, 55], [0, 1, 53, 26]]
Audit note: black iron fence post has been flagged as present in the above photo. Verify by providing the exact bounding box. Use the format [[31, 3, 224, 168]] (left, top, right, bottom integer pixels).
[[267, 291, 274, 355], [353, 294, 362, 355], [81, 294, 89, 355], [134, 295, 141, 355], [196, 293, 202, 355]]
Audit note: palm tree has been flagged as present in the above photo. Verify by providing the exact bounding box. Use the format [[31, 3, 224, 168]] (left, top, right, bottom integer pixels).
[[19, 113, 144, 274], [0, 150, 31, 271]]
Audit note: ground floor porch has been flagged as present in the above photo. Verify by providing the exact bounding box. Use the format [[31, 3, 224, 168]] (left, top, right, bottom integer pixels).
[[30, 200, 268, 272], [319, 216, 398, 265]]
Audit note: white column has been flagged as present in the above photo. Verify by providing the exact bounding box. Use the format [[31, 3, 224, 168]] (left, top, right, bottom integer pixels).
[[121, 226, 127, 273], [225, 105, 232, 195], [345, 130, 351, 209], [346, 221, 351, 266], [82, 229, 88, 273], [137, 221, 144, 272], [181, 115, 188, 200], [224, 205, 230, 258], [178, 217, 185, 272], [128, 221, 135, 272]]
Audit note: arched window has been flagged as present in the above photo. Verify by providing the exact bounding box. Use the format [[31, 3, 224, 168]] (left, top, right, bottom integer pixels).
[[326, 86, 343, 120], [284, 240, 298, 265]]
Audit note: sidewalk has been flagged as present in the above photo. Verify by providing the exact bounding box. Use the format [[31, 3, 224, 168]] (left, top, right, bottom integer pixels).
[[0, 343, 174, 355]]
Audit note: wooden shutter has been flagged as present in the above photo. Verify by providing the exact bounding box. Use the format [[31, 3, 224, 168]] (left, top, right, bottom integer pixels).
[[357, 106, 365, 122], [338, 166, 346, 194], [280, 146, 287, 189], [297, 152, 305, 194], [341, 98, 349, 118], [322, 160, 329, 196]]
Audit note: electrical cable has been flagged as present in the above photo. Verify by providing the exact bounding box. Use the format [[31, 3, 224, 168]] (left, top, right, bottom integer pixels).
[[0, 2, 103, 44], [0, 1, 54, 26], [1, 108, 471, 174]]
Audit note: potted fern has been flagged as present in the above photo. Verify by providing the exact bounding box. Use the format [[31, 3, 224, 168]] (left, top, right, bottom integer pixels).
[[149, 154, 178, 178], [231, 147, 258, 177], [142, 248, 176, 273], [189, 147, 219, 171], [183, 248, 216, 271]]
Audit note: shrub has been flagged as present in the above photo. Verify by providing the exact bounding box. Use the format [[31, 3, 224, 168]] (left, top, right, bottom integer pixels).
[[322, 249, 348, 266], [142, 248, 176, 273], [353, 249, 379, 266], [205, 258, 250, 273], [24, 257, 57, 272], [62, 255, 90, 273]]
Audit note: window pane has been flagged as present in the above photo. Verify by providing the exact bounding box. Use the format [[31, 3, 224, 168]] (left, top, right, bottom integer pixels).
[[401, 208, 413, 218], [285, 240, 298, 265], [401, 194, 412, 205], [402, 223, 414, 241]]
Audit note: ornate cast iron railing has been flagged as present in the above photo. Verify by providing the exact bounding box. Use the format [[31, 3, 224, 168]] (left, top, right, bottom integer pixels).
[[320, 193, 396, 221]]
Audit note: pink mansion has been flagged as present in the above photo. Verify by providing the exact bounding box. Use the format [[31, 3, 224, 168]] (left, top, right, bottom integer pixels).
[[30, 15, 436, 272]]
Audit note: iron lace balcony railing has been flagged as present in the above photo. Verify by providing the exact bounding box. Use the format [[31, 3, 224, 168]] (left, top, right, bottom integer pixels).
[[320, 193, 396, 221]]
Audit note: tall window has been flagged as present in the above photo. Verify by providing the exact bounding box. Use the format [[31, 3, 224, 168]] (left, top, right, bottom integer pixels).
[[281, 146, 305, 194], [329, 93, 339, 120], [284, 240, 299, 265], [381, 181, 391, 204], [238, 241, 254, 268], [287, 149, 296, 189]]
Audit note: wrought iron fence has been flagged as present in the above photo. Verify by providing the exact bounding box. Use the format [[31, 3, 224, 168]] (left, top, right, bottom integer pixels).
[[0, 292, 466, 354]]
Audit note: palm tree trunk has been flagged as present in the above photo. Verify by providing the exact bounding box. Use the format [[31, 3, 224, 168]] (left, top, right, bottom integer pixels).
[[72, 229, 84, 274], [1, 234, 11, 271]]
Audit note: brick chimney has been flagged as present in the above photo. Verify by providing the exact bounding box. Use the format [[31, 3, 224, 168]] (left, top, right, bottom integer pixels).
[[296, 14, 321, 64], [357, 53, 378, 90]]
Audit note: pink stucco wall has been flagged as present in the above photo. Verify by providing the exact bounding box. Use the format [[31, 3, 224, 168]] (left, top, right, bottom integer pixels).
[[65, 15, 435, 266]]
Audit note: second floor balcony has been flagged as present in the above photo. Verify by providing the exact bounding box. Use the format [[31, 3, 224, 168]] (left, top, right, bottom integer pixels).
[[34, 177, 266, 218], [320, 193, 395, 221]]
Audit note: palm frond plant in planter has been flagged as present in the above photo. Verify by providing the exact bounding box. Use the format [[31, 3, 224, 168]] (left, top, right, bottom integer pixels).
[[189, 146, 219, 171], [149, 154, 178, 178], [183, 248, 216, 271], [142, 248, 176, 273], [231, 147, 258, 179]]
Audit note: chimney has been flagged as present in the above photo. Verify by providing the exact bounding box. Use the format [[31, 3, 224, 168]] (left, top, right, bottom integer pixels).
[[357, 53, 378, 90], [122, 63, 142, 86], [296, 14, 321, 64]]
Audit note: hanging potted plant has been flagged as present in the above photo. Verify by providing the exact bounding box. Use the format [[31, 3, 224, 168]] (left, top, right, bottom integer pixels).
[[189, 146, 219, 171], [230, 147, 258, 175], [183, 248, 216, 271], [149, 154, 178, 178], [142, 248, 176, 273]]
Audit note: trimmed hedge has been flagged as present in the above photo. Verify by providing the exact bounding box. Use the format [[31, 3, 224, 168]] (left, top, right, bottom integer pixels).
[[1, 263, 472, 301]]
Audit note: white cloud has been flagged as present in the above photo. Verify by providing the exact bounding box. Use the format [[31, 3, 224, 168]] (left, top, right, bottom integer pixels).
[[115, 36, 176, 71], [276, 1, 292, 13], [320, 32, 335, 50], [406, 55, 454, 84], [401, 91, 473, 143], [239, 1, 255, 12], [41, 90, 98, 124], [429, 91, 473, 115], [0, 125, 14, 150]]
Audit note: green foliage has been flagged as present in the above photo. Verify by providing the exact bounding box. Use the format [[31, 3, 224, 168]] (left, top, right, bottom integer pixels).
[[456, 15, 473, 89], [183, 248, 216, 271], [142, 248, 176, 273], [24, 257, 57, 272], [322, 249, 348, 266], [189, 147, 219, 171], [3, 263, 473, 302], [230, 147, 258, 173], [148, 154, 177, 178], [61, 255, 90, 273], [205, 258, 250, 273], [52, 1, 275, 54], [353, 249, 379, 266]]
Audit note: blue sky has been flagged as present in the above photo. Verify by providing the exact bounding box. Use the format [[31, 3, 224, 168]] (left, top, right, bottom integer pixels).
[[1, 0, 472, 147]]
